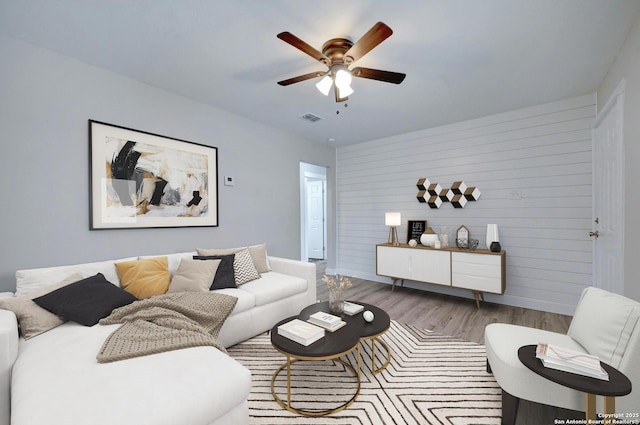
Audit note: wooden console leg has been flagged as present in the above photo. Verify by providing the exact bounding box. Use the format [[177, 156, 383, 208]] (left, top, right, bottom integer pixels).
[[501, 389, 520, 425]]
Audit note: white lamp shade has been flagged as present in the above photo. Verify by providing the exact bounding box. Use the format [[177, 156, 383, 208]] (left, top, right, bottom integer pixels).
[[385, 212, 402, 227], [334, 68, 352, 88], [315, 75, 333, 96], [337, 84, 354, 98]]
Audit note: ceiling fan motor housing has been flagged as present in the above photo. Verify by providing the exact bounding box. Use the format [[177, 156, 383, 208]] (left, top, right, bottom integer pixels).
[[322, 38, 355, 65]]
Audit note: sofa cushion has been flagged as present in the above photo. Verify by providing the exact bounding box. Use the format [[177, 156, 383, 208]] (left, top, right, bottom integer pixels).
[[11, 322, 251, 425], [0, 273, 82, 339], [239, 272, 307, 306], [115, 257, 171, 299], [568, 287, 640, 367], [193, 255, 236, 289], [167, 259, 221, 293], [33, 273, 137, 326], [15, 256, 137, 296], [212, 288, 256, 315]]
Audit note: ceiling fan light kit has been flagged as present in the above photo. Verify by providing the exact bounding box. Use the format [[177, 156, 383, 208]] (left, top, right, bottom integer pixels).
[[277, 22, 406, 103]]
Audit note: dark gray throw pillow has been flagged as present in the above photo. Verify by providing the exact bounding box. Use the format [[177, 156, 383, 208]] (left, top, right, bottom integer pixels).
[[193, 254, 236, 289], [33, 273, 137, 326]]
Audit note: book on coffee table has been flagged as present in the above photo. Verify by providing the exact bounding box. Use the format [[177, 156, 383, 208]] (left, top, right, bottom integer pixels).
[[277, 319, 324, 346], [307, 312, 346, 332], [343, 301, 364, 316]]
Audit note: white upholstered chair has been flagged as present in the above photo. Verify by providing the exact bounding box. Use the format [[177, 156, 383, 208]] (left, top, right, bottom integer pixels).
[[485, 287, 640, 425]]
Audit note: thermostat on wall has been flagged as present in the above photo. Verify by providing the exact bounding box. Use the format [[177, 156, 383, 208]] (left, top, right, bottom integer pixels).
[[224, 176, 234, 186]]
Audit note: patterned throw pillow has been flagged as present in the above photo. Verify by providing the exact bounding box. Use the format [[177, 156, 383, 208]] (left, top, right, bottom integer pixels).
[[233, 248, 260, 285]]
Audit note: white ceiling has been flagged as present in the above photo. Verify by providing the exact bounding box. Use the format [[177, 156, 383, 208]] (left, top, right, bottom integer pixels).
[[1, 0, 639, 147]]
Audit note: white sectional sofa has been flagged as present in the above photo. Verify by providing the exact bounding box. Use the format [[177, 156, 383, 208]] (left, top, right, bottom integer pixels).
[[0, 249, 316, 425]]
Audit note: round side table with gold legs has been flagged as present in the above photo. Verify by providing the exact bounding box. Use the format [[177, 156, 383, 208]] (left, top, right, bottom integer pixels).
[[270, 315, 361, 417]]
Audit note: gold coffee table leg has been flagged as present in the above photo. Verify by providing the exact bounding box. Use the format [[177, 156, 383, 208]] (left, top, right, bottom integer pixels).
[[271, 357, 360, 416], [586, 393, 596, 421], [364, 336, 391, 374]]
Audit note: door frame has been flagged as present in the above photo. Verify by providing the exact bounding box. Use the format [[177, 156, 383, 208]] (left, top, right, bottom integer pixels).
[[300, 162, 327, 262]]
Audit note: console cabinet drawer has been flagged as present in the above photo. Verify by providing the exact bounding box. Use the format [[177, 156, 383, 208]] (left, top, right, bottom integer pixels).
[[451, 252, 505, 294]]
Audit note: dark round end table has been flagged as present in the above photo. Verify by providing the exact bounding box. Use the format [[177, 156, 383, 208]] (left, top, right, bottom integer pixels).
[[518, 345, 631, 423]]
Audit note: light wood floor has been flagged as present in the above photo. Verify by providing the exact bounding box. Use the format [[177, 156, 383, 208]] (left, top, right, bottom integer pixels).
[[314, 261, 584, 425]]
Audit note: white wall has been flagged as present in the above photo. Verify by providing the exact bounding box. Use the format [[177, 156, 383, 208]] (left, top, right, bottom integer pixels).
[[597, 14, 640, 302], [0, 35, 336, 292], [334, 94, 596, 315]]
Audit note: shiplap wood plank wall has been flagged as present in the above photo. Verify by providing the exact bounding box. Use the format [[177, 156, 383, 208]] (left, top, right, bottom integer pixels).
[[333, 94, 596, 315]]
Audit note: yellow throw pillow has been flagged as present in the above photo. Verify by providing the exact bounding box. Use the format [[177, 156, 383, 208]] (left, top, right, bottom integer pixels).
[[115, 257, 170, 299]]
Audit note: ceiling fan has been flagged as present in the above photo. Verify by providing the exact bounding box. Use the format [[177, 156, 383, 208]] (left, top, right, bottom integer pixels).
[[277, 22, 406, 102]]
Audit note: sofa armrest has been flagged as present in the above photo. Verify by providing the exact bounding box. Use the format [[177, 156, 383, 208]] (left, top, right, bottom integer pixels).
[[0, 309, 19, 425], [268, 256, 316, 306]]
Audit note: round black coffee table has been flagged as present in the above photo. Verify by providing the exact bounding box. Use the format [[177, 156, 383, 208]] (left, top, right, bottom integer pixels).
[[270, 301, 391, 416], [300, 301, 391, 374], [518, 345, 631, 422]]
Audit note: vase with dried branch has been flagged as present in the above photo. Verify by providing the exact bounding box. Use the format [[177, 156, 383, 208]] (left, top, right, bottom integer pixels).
[[322, 274, 352, 315]]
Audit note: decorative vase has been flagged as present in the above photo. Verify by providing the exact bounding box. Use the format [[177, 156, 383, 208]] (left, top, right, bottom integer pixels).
[[328, 287, 344, 315], [420, 226, 438, 247], [490, 241, 502, 252], [486, 224, 499, 250]]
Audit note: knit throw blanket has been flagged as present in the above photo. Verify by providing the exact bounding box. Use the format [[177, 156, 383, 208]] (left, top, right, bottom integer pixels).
[[97, 292, 238, 363]]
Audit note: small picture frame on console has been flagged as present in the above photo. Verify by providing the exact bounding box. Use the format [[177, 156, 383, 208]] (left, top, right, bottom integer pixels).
[[407, 220, 427, 243]]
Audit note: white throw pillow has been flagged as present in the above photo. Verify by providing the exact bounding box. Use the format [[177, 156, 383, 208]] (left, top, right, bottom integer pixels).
[[168, 259, 221, 293]]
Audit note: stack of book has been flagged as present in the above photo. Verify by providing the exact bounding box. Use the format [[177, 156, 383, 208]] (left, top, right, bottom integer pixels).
[[536, 342, 609, 381], [343, 301, 364, 316], [307, 311, 346, 332], [277, 319, 324, 346]]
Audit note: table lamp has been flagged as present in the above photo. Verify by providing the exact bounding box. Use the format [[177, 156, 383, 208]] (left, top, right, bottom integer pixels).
[[385, 212, 401, 246]]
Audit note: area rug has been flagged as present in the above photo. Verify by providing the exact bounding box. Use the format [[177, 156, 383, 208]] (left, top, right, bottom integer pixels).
[[227, 320, 502, 424]]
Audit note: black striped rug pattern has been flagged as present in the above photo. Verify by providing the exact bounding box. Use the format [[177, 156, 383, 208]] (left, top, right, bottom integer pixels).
[[227, 320, 502, 424]]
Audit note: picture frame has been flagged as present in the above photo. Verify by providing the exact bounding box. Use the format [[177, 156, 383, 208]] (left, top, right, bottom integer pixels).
[[456, 225, 469, 249], [407, 220, 427, 243], [89, 120, 218, 229]]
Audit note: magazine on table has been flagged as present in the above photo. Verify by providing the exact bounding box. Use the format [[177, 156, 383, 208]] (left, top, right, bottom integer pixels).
[[536, 342, 609, 381]]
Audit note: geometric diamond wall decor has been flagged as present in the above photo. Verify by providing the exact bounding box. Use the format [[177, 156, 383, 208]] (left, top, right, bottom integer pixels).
[[417, 178, 430, 191], [416, 178, 480, 208], [439, 188, 454, 202], [464, 186, 481, 201], [427, 195, 443, 209], [451, 194, 468, 208], [427, 183, 442, 196]]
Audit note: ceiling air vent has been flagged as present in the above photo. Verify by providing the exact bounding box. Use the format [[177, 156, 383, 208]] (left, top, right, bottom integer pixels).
[[300, 113, 323, 123]]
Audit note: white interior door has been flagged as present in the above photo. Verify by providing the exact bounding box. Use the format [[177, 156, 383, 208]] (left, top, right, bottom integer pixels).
[[592, 81, 625, 295], [306, 179, 325, 260]]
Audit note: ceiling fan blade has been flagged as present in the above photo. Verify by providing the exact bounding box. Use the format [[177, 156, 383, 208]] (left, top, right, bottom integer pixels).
[[277, 71, 327, 86], [343, 22, 393, 64], [277, 32, 329, 65], [351, 67, 406, 84]]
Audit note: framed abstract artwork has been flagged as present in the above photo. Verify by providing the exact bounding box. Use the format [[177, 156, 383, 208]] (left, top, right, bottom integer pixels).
[[89, 120, 218, 229]]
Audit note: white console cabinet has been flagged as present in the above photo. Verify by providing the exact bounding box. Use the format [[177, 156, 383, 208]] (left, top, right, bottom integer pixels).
[[376, 243, 505, 308]]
